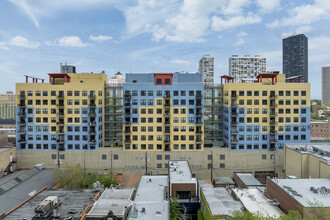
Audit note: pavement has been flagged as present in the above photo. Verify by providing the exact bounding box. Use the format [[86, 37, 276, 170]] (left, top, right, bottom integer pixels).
[[0, 169, 55, 214]]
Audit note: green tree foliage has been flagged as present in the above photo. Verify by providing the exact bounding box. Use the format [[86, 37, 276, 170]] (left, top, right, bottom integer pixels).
[[170, 198, 182, 220], [97, 171, 117, 188], [311, 113, 327, 120], [232, 210, 304, 220]]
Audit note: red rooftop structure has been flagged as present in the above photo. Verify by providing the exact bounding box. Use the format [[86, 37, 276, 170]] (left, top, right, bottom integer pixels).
[[286, 75, 302, 83], [256, 73, 279, 84], [24, 75, 45, 83], [220, 75, 234, 84], [48, 73, 71, 85]]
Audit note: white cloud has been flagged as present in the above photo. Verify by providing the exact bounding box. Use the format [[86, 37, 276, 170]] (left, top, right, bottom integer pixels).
[[309, 36, 330, 62], [281, 26, 312, 38], [89, 35, 113, 42], [58, 36, 90, 47], [10, 36, 40, 48], [237, 31, 248, 37], [0, 42, 9, 50], [267, 0, 330, 28], [255, 0, 281, 13], [171, 59, 191, 65], [9, 0, 40, 27], [220, 0, 251, 15], [212, 13, 261, 31], [235, 39, 245, 46]]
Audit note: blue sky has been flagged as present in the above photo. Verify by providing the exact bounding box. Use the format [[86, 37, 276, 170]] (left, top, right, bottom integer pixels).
[[0, 0, 330, 98]]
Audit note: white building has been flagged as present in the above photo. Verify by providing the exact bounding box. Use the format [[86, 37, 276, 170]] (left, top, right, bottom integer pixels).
[[322, 65, 330, 105], [199, 55, 214, 86], [229, 55, 266, 82]]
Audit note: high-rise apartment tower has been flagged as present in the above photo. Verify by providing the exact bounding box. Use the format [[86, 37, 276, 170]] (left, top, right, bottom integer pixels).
[[322, 65, 330, 105], [199, 55, 214, 86], [283, 34, 308, 82], [229, 55, 266, 83]]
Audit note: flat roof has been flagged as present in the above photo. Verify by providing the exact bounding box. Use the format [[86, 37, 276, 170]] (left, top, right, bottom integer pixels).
[[199, 180, 243, 217], [5, 189, 97, 219], [235, 173, 263, 186], [0, 169, 54, 214], [127, 175, 169, 220], [270, 178, 330, 207], [232, 188, 282, 218], [213, 177, 235, 185], [87, 187, 134, 218], [0, 147, 11, 153], [286, 143, 330, 164], [169, 161, 197, 184]]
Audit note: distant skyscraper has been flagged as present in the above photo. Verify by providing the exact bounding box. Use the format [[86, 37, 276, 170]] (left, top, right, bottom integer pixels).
[[0, 91, 16, 120], [229, 55, 266, 82], [199, 55, 214, 86], [322, 65, 330, 105], [283, 34, 308, 82]]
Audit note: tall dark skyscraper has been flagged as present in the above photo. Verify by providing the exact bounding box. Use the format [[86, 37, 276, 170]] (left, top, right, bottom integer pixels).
[[283, 34, 308, 82]]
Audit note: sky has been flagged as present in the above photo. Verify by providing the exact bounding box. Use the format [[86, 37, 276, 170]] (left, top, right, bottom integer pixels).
[[0, 0, 330, 99]]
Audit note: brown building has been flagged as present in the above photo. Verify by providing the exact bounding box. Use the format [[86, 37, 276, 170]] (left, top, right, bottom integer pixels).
[[266, 178, 330, 218], [310, 120, 330, 136]]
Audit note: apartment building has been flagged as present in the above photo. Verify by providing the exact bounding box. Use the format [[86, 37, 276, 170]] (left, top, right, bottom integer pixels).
[[222, 73, 310, 151], [122, 73, 204, 151], [16, 73, 107, 151], [199, 55, 214, 86], [229, 55, 266, 83], [0, 91, 16, 120]]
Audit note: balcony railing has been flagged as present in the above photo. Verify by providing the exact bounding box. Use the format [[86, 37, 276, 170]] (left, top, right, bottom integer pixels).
[[164, 94, 171, 99], [164, 103, 170, 107], [270, 139, 277, 143], [231, 139, 238, 143], [164, 139, 170, 143], [18, 94, 26, 99], [124, 94, 131, 98], [88, 112, 96, 117], [89, 95, 96, 99], [89, 139, 97, 144], [57, 94, 64, 99], [196, 94, 203, 99], [89, 121, 96, 126]]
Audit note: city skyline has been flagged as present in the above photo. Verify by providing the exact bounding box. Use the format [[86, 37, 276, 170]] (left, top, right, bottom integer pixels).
[[1, 0, 330, 99]]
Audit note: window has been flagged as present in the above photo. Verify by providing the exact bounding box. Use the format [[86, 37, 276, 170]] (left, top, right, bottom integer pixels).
[[262, 91, 267, 96], [157, 155, 162, 160], [286, 91, 291, 96], [220, 163, 225, 168], [181, 91, 186, 96], [148, 90, 153, 96], [294, 91, 299, 96], [220, 154, 225, 160], [141, 91, 146, 96], [254, 108, 259, 114], [262, 154, 267, 160], [301, 91, 306, 96], [165, 79, 170, 84], [156, 79, 162, 84], [102, 154, 107, 160], [254, 91, 259, 96], [247, 91, 252, 96], [254, 100, 259, 105], [279, 91, 283, 96], [286, 100, 291, 105], [239, 91, 244, 96]]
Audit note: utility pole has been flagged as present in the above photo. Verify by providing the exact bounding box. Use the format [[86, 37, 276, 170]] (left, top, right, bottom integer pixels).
[[110, 151, 113, 175], [145, 152, 148, 175], [84, 151, 86, 173], [57, 149, 60, 168], [210, 151, 213, 181], [273, 149, 276, 177]]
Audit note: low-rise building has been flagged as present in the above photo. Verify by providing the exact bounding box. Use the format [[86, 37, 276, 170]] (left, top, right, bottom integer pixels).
[[199, 180, 243, 219], [86, 187, 134, 219], [310, 120, 330, 136], [212, 177, 235, 187], [266, 178, 330, 218], [127, 175, 169, 220], [0, 147, 16, 176], [232, 188, 282, 218], [233, 172, 263, 188], [285, 143, 330, 178]]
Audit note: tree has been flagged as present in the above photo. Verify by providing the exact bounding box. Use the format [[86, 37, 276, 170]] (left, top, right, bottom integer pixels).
[[232, 210, 305, 220], [170, 198, 182, 220], [97, 170, 117, 188]]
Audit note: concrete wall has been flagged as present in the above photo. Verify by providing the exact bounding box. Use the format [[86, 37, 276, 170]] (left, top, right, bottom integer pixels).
[[285, 146, 330, 178], [16, 148, 284, 179], [0, 147, 16, 174]]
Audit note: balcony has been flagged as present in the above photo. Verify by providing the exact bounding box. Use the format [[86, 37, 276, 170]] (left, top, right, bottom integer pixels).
[[231, 139, 238, 144], [196, 111, 203, 116], [231, 111, 237, 116], [164, 121, 171, 126], [124, 121, 131, 125], [164, 103, 170, 108], [270, 130, 277, 134], [57, 139, 65, 144], [57, 121, 65, 125], [18, 94, 26, 99], [124, 103, 131, 108], [270, 113, 277, 117], [196, 121, 203, 125], [164, 94, 171, 99], [57, 103, 64, 108], [164, 129, 171, 134], [164, 112, 171, 117], [270, 121, 277, 125], [19, 103, 26, 107], [164, 139, 170, 144], [18, 112, 26, 117], [231, 103, 237, 107], [89, 139, 97, 144], [18, 139, 26, 143], [57, 112, 65, 117], [270, 103, 278, 108], [164, 145, 170, 151], [124, 94, 131, 99], [269, 94, 278, 100], [89, 103, 96, 108], [89, 121, 96, 126], [89, 130, 96, 135], [231, 130, 238, 134], [19, 130, 26, 134], [57, 94, 64, 99], [196, 94, 203, 99], [57, 130, 65, 135], [270, 139, 277, 143], [231, 121, 238, 125], [196, 130, 202, 134], [196, 103, 202, 108], [18, 121, 26, 126], [124, 130, 131, 135], [124, 139, 131, 144], [196, 139, 202, 144], [88, 112, 96, 117], [89, 94, 96, 99], [124, 113, 131, 117], [231, 95, 238, 99]]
